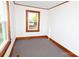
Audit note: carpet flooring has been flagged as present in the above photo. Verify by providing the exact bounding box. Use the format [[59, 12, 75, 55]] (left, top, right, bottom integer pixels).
[[11, 38, 71, 57]]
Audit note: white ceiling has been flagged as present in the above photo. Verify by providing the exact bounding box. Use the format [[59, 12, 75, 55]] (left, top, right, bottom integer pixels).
[[15, 1, 65, 9]]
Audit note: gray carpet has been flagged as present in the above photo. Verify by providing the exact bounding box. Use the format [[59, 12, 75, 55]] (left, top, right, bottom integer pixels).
[[11, 38, 71, 57]]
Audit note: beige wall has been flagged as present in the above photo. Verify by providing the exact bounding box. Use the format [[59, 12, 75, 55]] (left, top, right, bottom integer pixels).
[[48, 2, 79, 56], [15, 4, 48, 37]]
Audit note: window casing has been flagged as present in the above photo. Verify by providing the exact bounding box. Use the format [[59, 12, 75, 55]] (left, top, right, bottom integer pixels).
[[26, 10, 40, 32], [0, 1, 11, 57]]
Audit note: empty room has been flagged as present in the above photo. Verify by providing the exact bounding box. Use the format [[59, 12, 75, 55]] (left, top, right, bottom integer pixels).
[[0, 1, 79, 57]]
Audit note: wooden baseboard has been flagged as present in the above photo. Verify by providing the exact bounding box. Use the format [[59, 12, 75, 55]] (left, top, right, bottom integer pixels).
[[16, 35, 48, 40], [10, 35, 48, 56], [10, 35, 78, 57], [0, 40, 11, 57], [48, 37, 78, 57], [9, 40, 16, 57]]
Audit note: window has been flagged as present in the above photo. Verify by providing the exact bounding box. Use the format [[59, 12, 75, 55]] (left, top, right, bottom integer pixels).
[[0, 1, 11, 56], [26, 10, 40, 32], [0, 17, 3, 46]]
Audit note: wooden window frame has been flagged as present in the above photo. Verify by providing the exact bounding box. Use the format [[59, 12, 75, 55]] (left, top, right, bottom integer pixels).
[[0, 1, 11, 57], [26, 10, 40, 32]]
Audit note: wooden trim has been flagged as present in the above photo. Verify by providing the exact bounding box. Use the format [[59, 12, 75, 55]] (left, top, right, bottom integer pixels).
[[48, 1, 69, 10], [13, 1, 48, 10], [48, 37, 78, 57], [6, 1, 11, 40], [0, 40, 11, 57], [13, 1, 69, 10], [9, 39, 16, 57], [26, 10, 40, 32], [16, 35, 48, 40], [10, 35, 78, 57], [9, 35, 48, 56], [0, 1, 11, 57]]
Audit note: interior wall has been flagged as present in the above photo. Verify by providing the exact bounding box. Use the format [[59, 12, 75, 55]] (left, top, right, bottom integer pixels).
[[15, 5, 48, 37], [4, 2, 16, 57], [48, 1, 79, 56], [4, 1, 79, 56]]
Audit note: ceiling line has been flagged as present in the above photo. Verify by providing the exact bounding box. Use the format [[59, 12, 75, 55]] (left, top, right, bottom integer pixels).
[[13, 1, 48, 10], [13, 1, 69, 10], [48, 1, 69, 10]]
